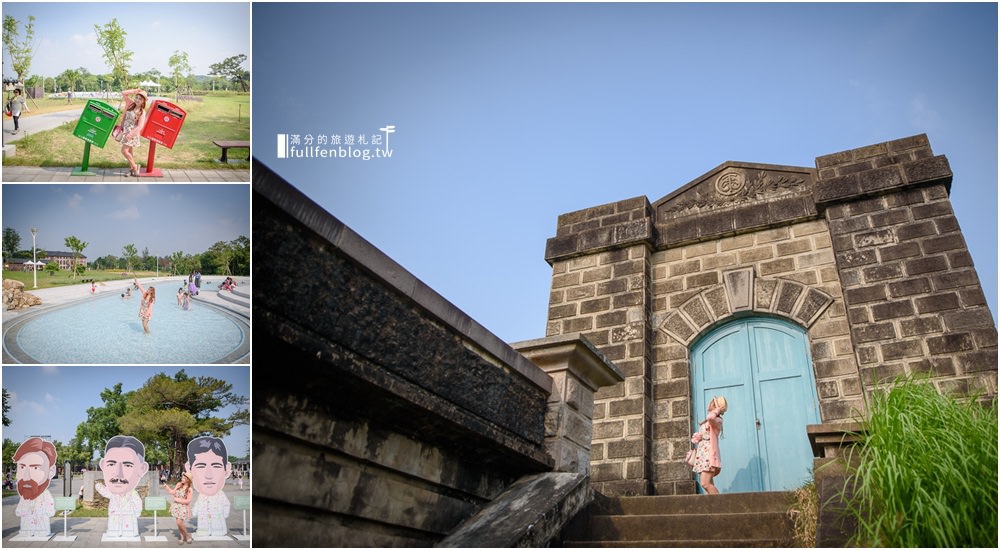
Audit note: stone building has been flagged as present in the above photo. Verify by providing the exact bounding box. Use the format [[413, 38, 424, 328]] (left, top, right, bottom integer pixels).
[[542, 133, 997, 497]]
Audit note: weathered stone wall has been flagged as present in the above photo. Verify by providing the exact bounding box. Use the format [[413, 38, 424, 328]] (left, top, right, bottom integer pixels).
[[545, 198, 655, 496], [543, 134, 997, 496], [814, 134, 997, 398], [253, 163, 556, 546], [648, 220, 855, 495]]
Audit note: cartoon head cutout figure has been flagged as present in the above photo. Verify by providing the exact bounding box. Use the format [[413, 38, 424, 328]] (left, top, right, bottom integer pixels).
[[95, 435, 149, 539], [12, 437, 58, 538], [184, 436, 233, 537], [13, 437, 57, 501], [99, 435, 149, 496], [184, 436, 232, 497]]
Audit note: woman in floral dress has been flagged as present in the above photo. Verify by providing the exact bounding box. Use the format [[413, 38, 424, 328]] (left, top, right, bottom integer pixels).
[[162, 472, 193, 544], [691, 395, 728, 494], [116, 89, 148, 176]]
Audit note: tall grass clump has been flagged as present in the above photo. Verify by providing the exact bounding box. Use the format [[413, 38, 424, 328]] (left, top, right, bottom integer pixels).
[[843, 378, 998, 547]]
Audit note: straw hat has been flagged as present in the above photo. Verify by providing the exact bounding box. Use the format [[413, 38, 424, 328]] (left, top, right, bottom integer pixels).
[[712, 395, 728, 415]]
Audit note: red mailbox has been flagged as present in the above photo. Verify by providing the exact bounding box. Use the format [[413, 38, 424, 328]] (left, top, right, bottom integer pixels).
[[140, 100, 186, 149]]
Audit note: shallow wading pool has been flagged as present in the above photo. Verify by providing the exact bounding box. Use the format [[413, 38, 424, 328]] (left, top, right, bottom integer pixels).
[[3, 284, 250, 364]]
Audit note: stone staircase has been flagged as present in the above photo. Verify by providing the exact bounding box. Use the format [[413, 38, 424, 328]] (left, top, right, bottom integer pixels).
[[559, 491, 796, 547]]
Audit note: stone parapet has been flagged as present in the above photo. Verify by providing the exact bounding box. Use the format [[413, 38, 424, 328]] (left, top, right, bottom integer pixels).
[[252, 160, 559, 546], [814, 133, 953, 205], [514, 334, 625, 475], [545, 197, 655, 264]]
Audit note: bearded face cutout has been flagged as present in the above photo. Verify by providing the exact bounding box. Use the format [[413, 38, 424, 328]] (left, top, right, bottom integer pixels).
[[13, 437, 57, 501]]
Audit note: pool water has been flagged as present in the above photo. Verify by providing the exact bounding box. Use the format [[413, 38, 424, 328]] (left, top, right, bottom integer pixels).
[[4, 283, 249, 364]]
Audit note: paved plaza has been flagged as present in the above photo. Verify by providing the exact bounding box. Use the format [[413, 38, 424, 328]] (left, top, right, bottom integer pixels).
[[1, 166, 249, 182], [2, 476, 252, 548]]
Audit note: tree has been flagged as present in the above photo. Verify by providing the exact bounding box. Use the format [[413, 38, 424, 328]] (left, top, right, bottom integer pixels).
[[75, 383, 131, 462], [56, 68, 82, 92], [2, 438, 17, 471], [230, 235, 250, 276], [2, 388, 10, 427], [44, 262, 59, 275], [55, 437, 92, 472], [168, 50, 191, 100], [141, 246, 152, 271], [2, 15, 36, 84], [119, 370, 249, 476], [94, 18, 133, 89], [63, 235, 88, 280], [122, 243, 137, 273], [209, 54, 249, 93], [3, 227, 21, 260]]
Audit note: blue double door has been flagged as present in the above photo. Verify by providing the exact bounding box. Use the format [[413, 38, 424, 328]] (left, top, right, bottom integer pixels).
[[690, 317, 820, 493]]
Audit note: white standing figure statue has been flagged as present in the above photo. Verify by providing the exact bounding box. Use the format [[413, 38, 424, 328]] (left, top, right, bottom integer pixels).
[[12, 437, 57, 538], [95, 435, 148, 538], [186, 436, 232, 537]]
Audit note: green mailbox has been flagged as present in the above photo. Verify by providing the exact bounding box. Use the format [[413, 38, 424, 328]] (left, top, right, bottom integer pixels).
[[72, 99, 120, 176], [72, 99, 119, 148]]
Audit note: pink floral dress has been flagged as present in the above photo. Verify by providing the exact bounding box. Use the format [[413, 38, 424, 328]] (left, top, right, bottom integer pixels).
[[691, 411, 723, 473]]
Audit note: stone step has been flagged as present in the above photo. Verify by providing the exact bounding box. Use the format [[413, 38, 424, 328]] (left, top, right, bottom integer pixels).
[[591, 491, 793, 515], [564, 538, 791, 547], [568, 511, 793, 542], [560, 492, 796, 548]]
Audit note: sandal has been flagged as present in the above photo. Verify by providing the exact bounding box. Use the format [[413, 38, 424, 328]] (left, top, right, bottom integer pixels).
[[187, 537, 193, 544]]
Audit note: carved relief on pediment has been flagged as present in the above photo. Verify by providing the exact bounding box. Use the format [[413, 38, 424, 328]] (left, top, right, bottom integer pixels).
[[654, 164, 815, 220]]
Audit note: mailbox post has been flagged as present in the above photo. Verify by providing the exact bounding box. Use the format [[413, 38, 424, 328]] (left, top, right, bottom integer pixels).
[[71, 99, 119, 176], [138, 99, 187, 177]]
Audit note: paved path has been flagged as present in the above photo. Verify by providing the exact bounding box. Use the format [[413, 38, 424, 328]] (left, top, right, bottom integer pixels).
[[2, 107, 84, 143], [1, 166, 250, 182], [3, 477, 252, 547]]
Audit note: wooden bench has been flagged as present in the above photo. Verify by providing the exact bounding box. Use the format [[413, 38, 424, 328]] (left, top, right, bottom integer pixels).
[[212, 140, 250, 162]]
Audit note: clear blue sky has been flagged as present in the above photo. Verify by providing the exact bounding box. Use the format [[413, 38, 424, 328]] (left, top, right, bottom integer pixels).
[[2, 1, 250, 81], [2, 183, 250, 260], [2, 365, 250, 459], [253, 2, 998, 344]]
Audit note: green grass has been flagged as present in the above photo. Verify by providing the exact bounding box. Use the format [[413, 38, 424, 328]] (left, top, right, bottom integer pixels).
[[843, 378, 998, 547], [3, 269, 161, 290], [3, 94, 249, 169]]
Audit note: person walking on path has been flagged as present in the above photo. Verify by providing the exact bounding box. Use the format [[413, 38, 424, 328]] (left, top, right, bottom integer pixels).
[[691, 395, 727, 494], [162, 472, 194, 544], [134, 277, 156, 334], [115, 89, 148, 176], [8, 89, 28, 135]]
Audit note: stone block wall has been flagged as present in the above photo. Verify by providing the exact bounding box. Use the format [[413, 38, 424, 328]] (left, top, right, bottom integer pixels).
[[253, 163, 557, 546], [815, 134, 997, 398], [649, 220, 856, 494], [543, 134, 997, 497], [545, 198, 656, 496]]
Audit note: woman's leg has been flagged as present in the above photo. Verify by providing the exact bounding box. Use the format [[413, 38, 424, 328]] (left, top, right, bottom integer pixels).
[[175, 517, 184, 543], [12, 115, 19, 132], [142, 317, 150, 333], [122, 144, 137, 173], [700, 470, 720, 494]]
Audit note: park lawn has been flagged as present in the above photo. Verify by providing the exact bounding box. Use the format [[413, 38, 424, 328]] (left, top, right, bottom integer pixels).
[[2, 269, 161, 290], [3, 94, 250, 169], [4, 96, 86, 117]]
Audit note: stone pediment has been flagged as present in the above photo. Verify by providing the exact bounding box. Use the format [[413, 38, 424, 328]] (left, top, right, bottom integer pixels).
[[652, 162, 817, 247], [654, 161, 815, 220]]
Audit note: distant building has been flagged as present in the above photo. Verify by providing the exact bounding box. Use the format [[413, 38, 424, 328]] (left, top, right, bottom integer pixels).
[[40, 250, 87, 271]]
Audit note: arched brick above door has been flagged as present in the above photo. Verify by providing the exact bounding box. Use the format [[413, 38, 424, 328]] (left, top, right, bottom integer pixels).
[[659, 267, 834, 346]]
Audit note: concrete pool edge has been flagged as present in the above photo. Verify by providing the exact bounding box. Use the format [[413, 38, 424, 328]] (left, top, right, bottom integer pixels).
[[2, 278, 251, 364]]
